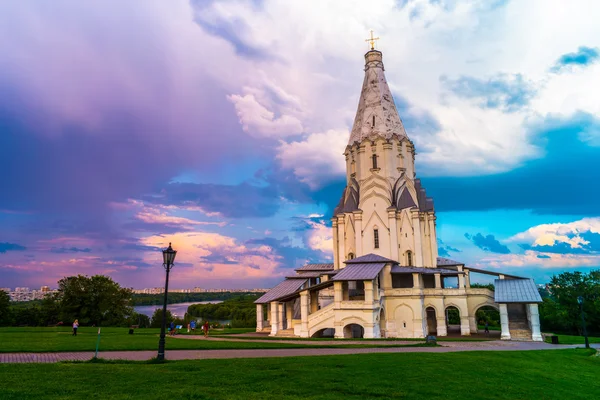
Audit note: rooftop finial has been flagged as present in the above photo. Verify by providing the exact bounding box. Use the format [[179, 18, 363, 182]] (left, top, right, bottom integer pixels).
[[365, 30, 380, 50]]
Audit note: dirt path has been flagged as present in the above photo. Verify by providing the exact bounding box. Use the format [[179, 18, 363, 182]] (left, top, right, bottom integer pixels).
[[1, 341, 595, 363]]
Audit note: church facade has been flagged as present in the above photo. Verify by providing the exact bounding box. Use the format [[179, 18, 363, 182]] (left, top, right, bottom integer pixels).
[[255, 47, 543, 341]]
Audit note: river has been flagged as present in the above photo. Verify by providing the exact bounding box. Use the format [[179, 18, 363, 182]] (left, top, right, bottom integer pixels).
[[134, 301, 223, 319]]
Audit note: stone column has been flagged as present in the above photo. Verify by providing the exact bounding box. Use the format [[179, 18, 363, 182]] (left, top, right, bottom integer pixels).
[[285, 301, 293, 330], [499, 303, 511, 340], [382, 265, 392, 290], [337, 216, 346, 266], [412, 211, 423, 266], [458, 274, 465, 289], [334, 281, 343, 308], [364, 280, 374, 305], [436, 317, 447, 336], [434, 273, 441, 289], [413, 316, 426, 338], [388, 208, 398, 260], [277, 303, 285, 331], [428, 214, 438, 267], [465, 270, 471, 288], [468, 316, 477, 334], [412, 273, 420, 288], [270, 301, 279, 336], [354, 211, 363, 256], [334, 322, 344, 339], [310, 291, 319, 313], [300, 292, 309, 337], [332, 218, 339, 270], [528, 304, 543, 341], [460, 316, 471, 336], [256, 304, 264, 332], [363, 323, 376, 339]]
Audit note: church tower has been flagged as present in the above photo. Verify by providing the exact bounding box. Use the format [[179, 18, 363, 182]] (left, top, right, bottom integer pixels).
[[332, 47, 437, 269]]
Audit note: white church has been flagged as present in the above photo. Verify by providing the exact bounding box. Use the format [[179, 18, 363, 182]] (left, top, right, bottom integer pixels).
[[255, 43, 543, 341]]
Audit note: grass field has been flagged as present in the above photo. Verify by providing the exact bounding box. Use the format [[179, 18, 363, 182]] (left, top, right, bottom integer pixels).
[[544, 333, 600, 345], [0, 349, 598, 399], [0, 327, 429, 352]]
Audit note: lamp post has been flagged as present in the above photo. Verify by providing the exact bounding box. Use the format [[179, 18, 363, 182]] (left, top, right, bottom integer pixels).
[[157, 242, 177, 361], [577, 296, 590, 349]]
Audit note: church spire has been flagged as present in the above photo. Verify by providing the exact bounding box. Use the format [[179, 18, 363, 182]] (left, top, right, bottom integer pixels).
[[348, 43, 408, 145]]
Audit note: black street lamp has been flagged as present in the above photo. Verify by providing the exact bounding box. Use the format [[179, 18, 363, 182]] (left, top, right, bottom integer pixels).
[[577, 296, 590, 349], [157, 242, 177, 361]]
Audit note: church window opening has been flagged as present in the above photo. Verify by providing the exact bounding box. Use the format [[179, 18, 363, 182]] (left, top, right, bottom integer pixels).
[[374, 229, 380, 249], [348, 253, 355, 260], [406, 251, 413, 266], [372, 154, 378, 169], [372, 115, 376, 127]]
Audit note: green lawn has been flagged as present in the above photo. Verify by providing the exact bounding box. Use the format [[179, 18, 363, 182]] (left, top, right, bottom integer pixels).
[[544, 333, 600, 345], [0, 349, 598, 399], [0, 327, 429, 352]]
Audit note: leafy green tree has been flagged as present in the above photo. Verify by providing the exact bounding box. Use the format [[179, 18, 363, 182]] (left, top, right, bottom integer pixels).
[[150, 308, 174, 328], [55, 275, 133, 327], [0, 290, 12, 326], [541, 270, 600, 336]]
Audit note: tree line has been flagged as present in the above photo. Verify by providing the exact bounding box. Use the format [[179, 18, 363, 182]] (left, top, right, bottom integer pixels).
[[1, 271, 598, 335], [132, 291, 263, 306]]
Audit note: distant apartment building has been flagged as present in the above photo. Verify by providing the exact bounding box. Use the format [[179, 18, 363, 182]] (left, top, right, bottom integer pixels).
[[2, 286, 58, 302]]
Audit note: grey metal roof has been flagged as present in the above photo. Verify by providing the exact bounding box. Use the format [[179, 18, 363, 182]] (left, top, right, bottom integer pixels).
[[285, 271, 324, 278], [332, 263, 386, 281], [295, 263, 334, 271], [345, 253, 395, 264], [391, 266, 462, 275], [494, 279, 542, 303], [436, 257, 464, 266], [254, 279, 307, 304]]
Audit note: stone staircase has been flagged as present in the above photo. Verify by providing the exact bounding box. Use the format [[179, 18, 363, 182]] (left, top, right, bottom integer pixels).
[[275, 328, 296, 337], [509, 318, 532, 341]]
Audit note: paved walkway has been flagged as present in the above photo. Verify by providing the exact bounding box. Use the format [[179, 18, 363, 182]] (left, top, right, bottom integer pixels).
[[1, 341, 596, 363]]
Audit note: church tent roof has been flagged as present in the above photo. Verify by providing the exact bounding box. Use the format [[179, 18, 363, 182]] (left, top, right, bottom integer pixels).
[[332, 262, 386, 281], [494, 279, 542, 303], [254, 279, 307, 304], [345, 253, 395, 264]]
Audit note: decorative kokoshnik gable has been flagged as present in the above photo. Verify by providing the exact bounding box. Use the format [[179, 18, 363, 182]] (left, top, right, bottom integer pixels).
[[255, 36, 542, 341]]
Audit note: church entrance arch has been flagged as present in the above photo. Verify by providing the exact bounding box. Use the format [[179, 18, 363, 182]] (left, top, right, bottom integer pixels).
[[445, 306, 461, 334], [311, 328, 335, 338], [425, 307, 437, 335], [475, 305, 500, 334], [343, 323, 364, 338]]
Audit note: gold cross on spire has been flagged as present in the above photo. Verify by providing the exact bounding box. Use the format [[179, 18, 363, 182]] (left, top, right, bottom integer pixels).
[[365, 30, 380, 50]]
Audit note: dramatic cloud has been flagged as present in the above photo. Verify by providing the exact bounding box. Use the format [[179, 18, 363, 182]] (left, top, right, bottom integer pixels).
[[49, 247, 92, 254], [551, 46, 600, 73], [510, 217, 600, 255], [437, 239, 461, 257], [440, 74, 536, 112], [0, 243, 26, 253], [141, 182, 281, 219], [465, 233, 510, 254], [277, 130, 347, 189]]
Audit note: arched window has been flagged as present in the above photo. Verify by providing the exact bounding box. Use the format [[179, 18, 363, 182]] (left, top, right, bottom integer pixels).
[[406, 250, 413, 266], [372, 154, 378, 169], [374, 229, 380, 249], [347, 253, 355, 260]]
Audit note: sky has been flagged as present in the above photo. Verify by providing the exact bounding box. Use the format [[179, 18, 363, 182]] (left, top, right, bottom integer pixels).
[[1, 0, 600, 290]]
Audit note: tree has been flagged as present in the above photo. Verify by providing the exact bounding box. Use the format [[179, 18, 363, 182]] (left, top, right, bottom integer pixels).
[[55, 275, 133, 327], [150, 308, 174, 328], [541, 270, 600, 336], [0, 291, 11, 326]]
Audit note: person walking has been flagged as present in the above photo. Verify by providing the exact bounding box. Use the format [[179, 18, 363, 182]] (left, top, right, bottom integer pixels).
[[484, 321, 490, 336], [187, 323, 190, 333], [72, 319, 79, 336], [202, 321, 210, 338], [190, 320, 196, 333]]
